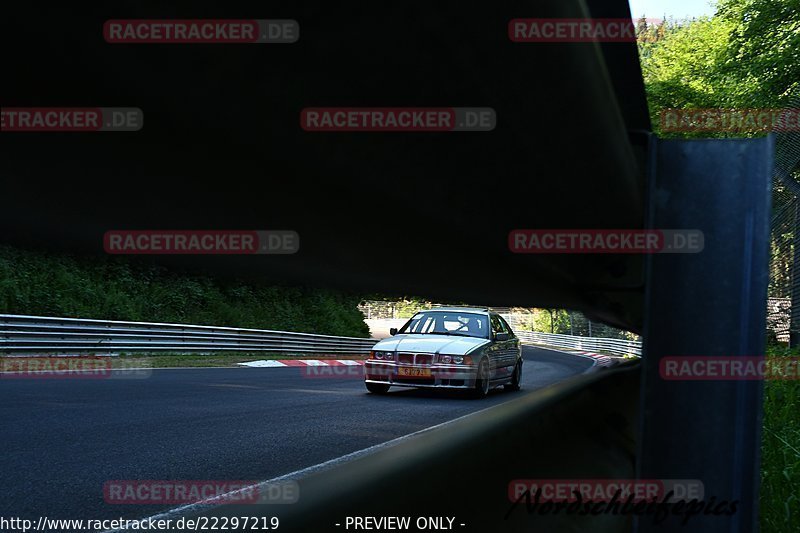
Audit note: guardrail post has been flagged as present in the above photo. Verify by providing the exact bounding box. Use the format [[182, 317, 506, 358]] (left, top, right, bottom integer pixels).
[[637, 136, 772, 532]]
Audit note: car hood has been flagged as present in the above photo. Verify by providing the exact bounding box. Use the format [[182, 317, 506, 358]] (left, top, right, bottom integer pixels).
[[373, 334, 490, 355]]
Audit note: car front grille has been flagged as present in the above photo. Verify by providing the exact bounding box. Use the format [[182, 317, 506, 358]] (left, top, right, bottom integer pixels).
[[415, 354, 432, 366], [397, 353, 433, 366]]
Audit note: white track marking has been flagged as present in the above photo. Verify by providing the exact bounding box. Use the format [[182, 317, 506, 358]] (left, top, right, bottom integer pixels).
[[102, 402, 500, 532], [237, 360, 289, 367]]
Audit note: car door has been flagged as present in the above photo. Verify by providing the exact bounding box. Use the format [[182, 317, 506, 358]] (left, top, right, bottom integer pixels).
[[489, 314, 516, 378], [488, 314, 509, 379], [497, 314, 521, 368]]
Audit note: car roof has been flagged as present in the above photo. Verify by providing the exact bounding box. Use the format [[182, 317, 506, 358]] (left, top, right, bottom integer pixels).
[[417, 307, 490, 314]]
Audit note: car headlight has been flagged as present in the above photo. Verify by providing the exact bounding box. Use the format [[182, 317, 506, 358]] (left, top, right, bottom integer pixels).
[[440, 355, 452, 364], [452, 355, 464, 364]]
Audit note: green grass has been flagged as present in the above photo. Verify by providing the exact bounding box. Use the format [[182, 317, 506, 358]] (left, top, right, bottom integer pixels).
[[0, 245, 369, 337], [761, 345, 799, 533], [108, 353, 367, 368], [0, 353, 367, 371]]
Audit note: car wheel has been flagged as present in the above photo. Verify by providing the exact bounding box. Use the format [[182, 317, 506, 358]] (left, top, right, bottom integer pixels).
[[366, 382, 390, 394], [504, 361, 522, 391], [471, 358, 490, 399]]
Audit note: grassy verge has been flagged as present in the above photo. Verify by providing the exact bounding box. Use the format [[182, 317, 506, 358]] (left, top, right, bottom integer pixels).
[[760, 345, 799, 533], [0, 353, 368, 369], [114, 354, 286, 368], [111, 352, 367, 368], [0, 245, 369, 337]]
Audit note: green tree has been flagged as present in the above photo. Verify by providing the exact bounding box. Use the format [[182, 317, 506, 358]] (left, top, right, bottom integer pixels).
[[532, 308, 571, 334], [639, 0, 799, 136], [717, 0, 800, 106]]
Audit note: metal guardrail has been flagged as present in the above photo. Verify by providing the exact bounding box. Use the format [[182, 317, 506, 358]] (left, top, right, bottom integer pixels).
[[0, 314, 642, 358], [0, 315, 379, 355], [516, 330, 642, 357]]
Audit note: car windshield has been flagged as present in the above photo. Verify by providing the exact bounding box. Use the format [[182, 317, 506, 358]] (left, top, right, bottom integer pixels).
[[397, 311, 489, 338]]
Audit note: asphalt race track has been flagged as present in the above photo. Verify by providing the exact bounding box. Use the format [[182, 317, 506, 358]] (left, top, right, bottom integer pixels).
[[0, 346, 593, 524]]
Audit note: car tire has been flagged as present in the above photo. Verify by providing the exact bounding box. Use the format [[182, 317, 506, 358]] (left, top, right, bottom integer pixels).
[[504, 361, 522, 391], [366, 382, 390, 394], [471, 358, 491, 399]]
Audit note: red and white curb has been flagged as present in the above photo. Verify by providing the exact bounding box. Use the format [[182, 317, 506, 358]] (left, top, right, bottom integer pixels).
[[569, 351, 614, 367], [238, 359, 366, 368]]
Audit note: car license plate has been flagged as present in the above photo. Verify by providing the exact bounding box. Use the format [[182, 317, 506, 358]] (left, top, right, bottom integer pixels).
[[397, 366, 432, 378]]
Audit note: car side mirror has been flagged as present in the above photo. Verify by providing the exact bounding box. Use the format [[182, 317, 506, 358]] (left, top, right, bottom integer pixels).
[[389, 328, 398, 336], [495, 332, 510, 341]]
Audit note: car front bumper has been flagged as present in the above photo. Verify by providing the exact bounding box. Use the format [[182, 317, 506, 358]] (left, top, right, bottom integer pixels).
[[364, 361, 479, 389]]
